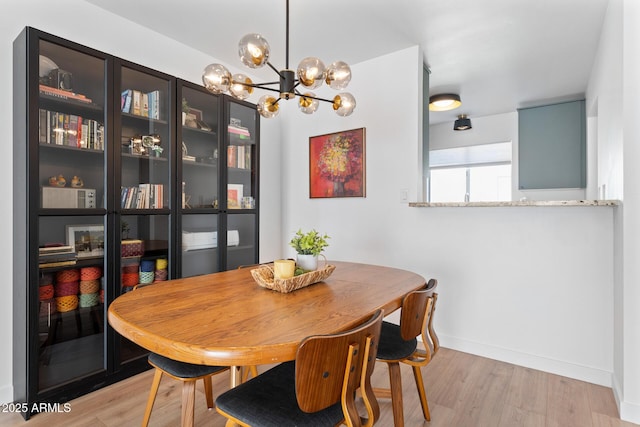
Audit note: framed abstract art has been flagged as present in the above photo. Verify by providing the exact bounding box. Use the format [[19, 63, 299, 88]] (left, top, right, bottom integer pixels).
[[309, 128, 366, 198]]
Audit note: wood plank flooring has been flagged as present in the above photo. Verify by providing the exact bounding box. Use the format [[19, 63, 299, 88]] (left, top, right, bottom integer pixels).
[[0, 348, 636, 427]]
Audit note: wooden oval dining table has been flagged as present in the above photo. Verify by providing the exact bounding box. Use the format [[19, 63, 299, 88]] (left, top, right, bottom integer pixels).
[[107, 260, 426, 425]]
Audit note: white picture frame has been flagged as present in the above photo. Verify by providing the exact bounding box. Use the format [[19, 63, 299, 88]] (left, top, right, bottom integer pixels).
[[66, 224, 105, 258]]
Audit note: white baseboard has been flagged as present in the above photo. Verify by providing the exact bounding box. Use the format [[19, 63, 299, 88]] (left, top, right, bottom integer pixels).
[[439, 334, 612, 387], [612, 374, 640, 424]]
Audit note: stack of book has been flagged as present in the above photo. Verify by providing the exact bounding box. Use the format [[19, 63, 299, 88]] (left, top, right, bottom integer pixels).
[[121, 184, 164, 209], [39, 245, 77, 268], [121, 89, 160, 119], [228, 123, 251, 140], [39, 84, 92, 104], [39, 109, 104, 150], [227, 145, 252, 169]]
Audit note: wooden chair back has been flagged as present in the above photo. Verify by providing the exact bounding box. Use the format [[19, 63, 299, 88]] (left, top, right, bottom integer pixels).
[[399, 279, 438, 341], [295, 310, 383, 424]]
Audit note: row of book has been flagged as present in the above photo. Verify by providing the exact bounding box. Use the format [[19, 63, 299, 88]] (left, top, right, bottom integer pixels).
[[228, 124, 251, 140], [39, 245, 77, 268], [227, 145, 252, 169], [39, 109, 105, 150], [39, 84, 92, 104], [122, 89, 160, 119], [121, 184, 165, 209]]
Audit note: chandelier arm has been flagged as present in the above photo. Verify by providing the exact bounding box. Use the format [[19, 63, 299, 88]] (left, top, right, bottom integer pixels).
[[266, 61, 284, 77], [294, 90, 335, 104], [248, 85, 283, 94], [238, 80, 281, 88]]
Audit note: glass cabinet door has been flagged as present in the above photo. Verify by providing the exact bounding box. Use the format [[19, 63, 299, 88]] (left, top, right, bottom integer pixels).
[[38, 39, 106, 210], [225, 99, 259, 269], [116, 63, 173, 364], [38, 215, 106, 392], [118, 64, 171, 212], [118, 214, 170, 364], [36, 38, 108, 393], [178, 82, 220, 278]]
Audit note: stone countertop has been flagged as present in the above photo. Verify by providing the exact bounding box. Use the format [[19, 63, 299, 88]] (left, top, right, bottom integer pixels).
[[409, 200, 620, 208]]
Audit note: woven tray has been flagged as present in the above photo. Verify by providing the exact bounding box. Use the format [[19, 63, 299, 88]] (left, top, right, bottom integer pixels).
[[251, 264, 336, 293]]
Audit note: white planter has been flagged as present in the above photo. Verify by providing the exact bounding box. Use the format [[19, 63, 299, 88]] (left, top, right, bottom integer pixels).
[[296, 254, 318, 271]]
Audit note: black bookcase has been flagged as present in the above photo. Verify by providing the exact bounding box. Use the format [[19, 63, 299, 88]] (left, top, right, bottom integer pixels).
[[12, 27, 259, 418]]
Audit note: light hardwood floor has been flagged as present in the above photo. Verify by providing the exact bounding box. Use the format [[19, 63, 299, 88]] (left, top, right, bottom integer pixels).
[[0, 348, 636, 427]]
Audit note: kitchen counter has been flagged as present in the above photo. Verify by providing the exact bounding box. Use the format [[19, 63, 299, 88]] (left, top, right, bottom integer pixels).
[[409, 200, 620, 207]]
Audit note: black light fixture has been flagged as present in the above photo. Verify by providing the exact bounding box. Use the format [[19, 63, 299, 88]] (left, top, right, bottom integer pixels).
[[454, 114, 472, 131], [429, 93, 461, 111], [201, 0, 355, 119]]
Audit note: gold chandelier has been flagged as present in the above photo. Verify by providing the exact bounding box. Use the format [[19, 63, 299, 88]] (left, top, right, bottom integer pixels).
[[201, 0, 355, 119]]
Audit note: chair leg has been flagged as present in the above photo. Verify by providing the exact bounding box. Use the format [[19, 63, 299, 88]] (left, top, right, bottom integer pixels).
[[412, 365, 431, 421], [142, 369, 163, 427], [181, 380, 197, 427], [203, 375, 214, 409], [241, 365, 259, 383], [388, 362, 404, 427]]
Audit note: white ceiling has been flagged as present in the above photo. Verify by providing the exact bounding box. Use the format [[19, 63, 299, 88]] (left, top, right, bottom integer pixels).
[[85, 0, 609, 125]]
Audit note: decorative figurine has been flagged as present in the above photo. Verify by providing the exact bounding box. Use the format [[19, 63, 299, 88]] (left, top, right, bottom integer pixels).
[[71, 176, 84, 188], [49, 174, 66, 187]]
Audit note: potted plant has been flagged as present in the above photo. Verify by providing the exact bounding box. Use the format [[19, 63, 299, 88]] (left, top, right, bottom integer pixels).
[[289, 229, 330, 271]]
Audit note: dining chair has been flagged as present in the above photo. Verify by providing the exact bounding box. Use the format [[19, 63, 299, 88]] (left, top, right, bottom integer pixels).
[[142, 352, 228, 427], [215, 309, 384, 427], [373, 279, 439, 427], [130, 283, 229, 427]]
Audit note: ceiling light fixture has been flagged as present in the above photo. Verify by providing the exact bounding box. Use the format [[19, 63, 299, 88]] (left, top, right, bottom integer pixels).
[[454, 114, 472, 131], [201, 0, 355, 119], [429, 93, 461, 112]]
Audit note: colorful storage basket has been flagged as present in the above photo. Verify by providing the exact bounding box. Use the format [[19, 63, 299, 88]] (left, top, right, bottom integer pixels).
[[56, 295, 78, 312], [56, 269, 80, 283], [80, 279, 100, 294], [55, 280, 79, 297], [39, 285, 54, 301], [80, 266, 102, 281], [121, 240, 144, 257], [79, 293, 99, 308], [122, 272, 139, 287]]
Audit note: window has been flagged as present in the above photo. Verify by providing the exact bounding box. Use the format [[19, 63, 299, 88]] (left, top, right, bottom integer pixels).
[[429, 142, 512, 202]]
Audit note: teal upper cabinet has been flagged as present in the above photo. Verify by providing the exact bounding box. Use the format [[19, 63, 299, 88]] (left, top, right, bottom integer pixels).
[[518, 100, 586, 190]]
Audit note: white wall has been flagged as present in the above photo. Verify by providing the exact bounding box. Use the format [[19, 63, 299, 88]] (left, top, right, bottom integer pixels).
[[282, 45, 616, 389], [587, 0, 640, 422], [621, 0, 640, 421], [0, 0, 283, 404]]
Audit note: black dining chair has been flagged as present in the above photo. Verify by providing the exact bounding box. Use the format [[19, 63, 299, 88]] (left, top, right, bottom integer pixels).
[[131, 282, 231, 427], [373, 279, 439, 427], [215, 310, 384, 427], [142, 352, 228, 427]]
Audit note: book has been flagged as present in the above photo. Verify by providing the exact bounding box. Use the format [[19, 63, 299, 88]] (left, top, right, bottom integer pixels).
[[39, 245, 75, 255], [39, 259, 77, 268], [142, 93, 149, 117], [39, 84, 92, 103], [132, 90, 142, 116], [227, 145, 237, 168], [121, 89, 132, 113], [68, 115, 78, 147], [146, 90, 160, 119]]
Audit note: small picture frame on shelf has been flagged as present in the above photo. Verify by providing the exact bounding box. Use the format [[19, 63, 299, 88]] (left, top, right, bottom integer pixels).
[[66, 224, 105, 258], [129, 136, 144, 155], [227, 184, 243, 209]]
